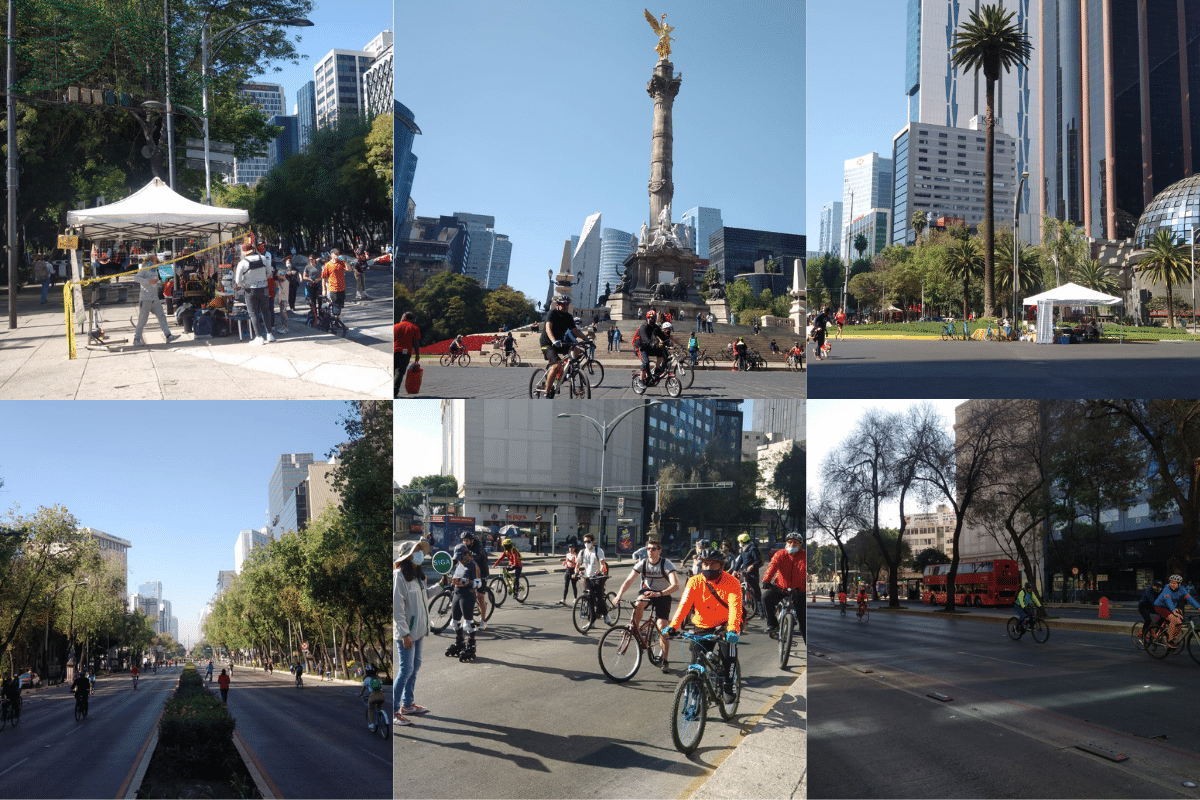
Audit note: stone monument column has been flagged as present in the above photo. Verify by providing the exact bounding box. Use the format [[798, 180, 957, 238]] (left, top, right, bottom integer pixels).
[[647, 60, 682, 233]]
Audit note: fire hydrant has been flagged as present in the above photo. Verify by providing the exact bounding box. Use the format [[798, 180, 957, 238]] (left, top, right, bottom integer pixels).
[[1099, 596, 1110, 619]]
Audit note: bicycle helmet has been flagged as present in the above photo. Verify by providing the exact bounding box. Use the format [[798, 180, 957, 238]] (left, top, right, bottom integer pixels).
[[662, 321, 673, 331], [1170, 574, 1185, 583], [737, 533, 751, 544], [502, 537, 514, 547], [785, 531, 802, 543], [461, 530, 475, 541], [646, 309, 657, 320], [697, 545, 724, 562], [554, 294, 571, 305], [573, 317, 582, 326]]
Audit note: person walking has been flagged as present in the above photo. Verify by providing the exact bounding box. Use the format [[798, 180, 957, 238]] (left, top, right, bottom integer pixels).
[[205, 659, 213, 681], [132, 255, 177, 347], [274, 266, 291, 334], [394, 540, 435, 725], [286, 252, 303, 310], [394, 311, 422, 397], [34, 254, 51, 305], [235, 243, 274, 346], [217, 668, 230, 706], [353, 249, 372, 301], [696, 311, 703, 333], [321, 249, 349, 317], [560, 542, 581, 605]]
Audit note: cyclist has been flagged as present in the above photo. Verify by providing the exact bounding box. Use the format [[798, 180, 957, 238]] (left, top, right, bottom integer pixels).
[[837, 587, 847, 613], [492, 537, 524, 593], [320, 248, 348, 317], [571, 317, 597, 360], [614, 536, 680, 673], [1138, 580, 1165, 640], [731, 532, 764, 615], [462, 531, 490, 629], [538, 294, 589, 398], [663, 546, 744, 706], [810, 306, 831, 361], [502, 329, 516, 361], [71, 669, 91, 716], [205, 659, 213, 681], [294, 659, 304, 687], [87, 669, 96, 693], [634, 309, 670, 384], [358, 665, 386, 731], [577, 533, 611, 625], [856, 584, 869, 617], [763, 532, 806, 641], [682, 538, 709, 577], [449, 334, 465, 359], [1154, 573, 1200, 645], [130, 663, 140, 689], [1, 674, 21, 718], [445, 543, 480, 660], [1014, 581, 1041, 628]]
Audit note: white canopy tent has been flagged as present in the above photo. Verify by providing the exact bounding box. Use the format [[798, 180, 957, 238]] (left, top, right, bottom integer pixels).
[[1023, 282, 1122, 344], [65, 177, 248, 239]]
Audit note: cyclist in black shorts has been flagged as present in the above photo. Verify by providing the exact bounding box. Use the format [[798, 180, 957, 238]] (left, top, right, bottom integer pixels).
[[614, 536, 680, 672], [635, 309, 670, 382], [538, 294, 589, 397]]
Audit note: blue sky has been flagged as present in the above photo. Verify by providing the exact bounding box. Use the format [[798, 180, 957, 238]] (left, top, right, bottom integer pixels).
[[805, 1, 908, 250], [246, 0, 393, 117], [400, 0, 804, 303], [0, 402, 357, 646]]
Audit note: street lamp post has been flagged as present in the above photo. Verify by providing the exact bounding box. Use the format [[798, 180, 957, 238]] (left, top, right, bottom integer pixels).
[[1191, 226, 1198, 333], [842, 189, 854, 313], [1013, 171, 1029, 334], [199, 17, 312, 204], [558, 402, 661, 553]]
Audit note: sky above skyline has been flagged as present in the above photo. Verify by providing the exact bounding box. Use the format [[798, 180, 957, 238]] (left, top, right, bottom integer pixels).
[[0, 402, 357, 647], [806, 399, 965, 531], [245, 0, 393, 118], [806, 1, 907, 252], [401, 1, 805, 304]]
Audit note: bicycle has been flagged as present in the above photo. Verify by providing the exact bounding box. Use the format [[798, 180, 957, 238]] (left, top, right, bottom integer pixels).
[[1131, 617, 1169, 650], [777, 589, 801, 669], [429, 580, 496, 634], [667, 347, 694, 390], [488, 566, 530, 606], [1146, 611, 1200, 663], [597, 607, 666, 682], [489, 350, 521, 367], [1006, 610, 1050, 643], [74, 692, 88, 721], [362, 695, 390, 739], [439, 349, 471, 368], [530, 344, 591, 399], [856, 600, 870, 622], [578, 349, 605, 388], [785, 351, 805, 372], [632, 363, 682, 397], [573, 575, 622, 634], [668, 631, 742, 754], [0, 696, 19, 730], [305, 295, 348, 338], [688, 348, 716, 371], [736, 576, 760, 621]]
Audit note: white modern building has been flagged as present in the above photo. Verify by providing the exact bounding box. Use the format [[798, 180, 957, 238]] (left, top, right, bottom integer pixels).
[[231, 82, 285, 186], [842, 153, 893, 257], [234, 528, 272, 574], [270, 454, 316, 534], [680, 206, 723, 259], [314, 39, 378, 129], [362, 35, 393, 118], [571, 213, 602, 307], [818, 201, 842, 256]]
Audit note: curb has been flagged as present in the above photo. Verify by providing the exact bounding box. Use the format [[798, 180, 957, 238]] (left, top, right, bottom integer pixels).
[[813, 603, 1131, 634], [233, 729, 280, 799]]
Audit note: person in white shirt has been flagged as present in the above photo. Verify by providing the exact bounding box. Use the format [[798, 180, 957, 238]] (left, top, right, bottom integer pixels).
[[132, 255, 177, 347], [577, 534, 611, 624], [234, 243, 273, 345]]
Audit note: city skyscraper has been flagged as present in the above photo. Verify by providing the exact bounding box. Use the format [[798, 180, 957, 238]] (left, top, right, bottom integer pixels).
[[396, 101, 421, 243], [841, 152, 893, 256], [269, 454, 316, 533], [752, 401, 806, 445], [818, 201, 843, 255], [267, 114, 300, 169], [296, 81, 317, 152], [599, 227, 637, 300], [231, 82, 284, 186], [234, 528, 272, 574], [313, 33, 391, 130], [487, 235, 512, 289], [680, 206, 723, 259], [708, 228, 806, 285], [454, 212, 497, 286], [362, 33, 394, 118]]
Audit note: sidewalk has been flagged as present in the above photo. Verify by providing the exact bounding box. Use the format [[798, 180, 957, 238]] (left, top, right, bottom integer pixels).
[[0, 283, 390, 399]]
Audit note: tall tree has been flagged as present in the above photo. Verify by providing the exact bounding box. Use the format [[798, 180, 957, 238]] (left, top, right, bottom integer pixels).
[[1137, 230, 1191, 329], [944, 237, 983, 321], [951, 4, 1032, 316], [806, 483, 859, 594], [910, 209, 928, 246]]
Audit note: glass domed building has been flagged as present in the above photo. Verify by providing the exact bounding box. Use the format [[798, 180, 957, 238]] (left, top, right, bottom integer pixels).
[[1135, 174, 1200, 246]]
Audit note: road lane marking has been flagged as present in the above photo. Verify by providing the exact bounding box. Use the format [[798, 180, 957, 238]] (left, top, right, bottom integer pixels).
[[0, 757, 29, 780], [957, 651, 1038, 668], [358, 747, 391, 767], [234, 729, 283, 799]]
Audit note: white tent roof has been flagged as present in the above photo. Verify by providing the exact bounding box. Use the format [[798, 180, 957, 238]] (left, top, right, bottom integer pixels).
[[1023, 282, 1121, 306], [65, 178, 249, 238]]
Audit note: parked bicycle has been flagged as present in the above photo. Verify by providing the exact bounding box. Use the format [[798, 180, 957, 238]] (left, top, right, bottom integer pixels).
[[488, 566, 530, 606], [785, 350, 805, 372], [688, 348, 716, 370], [362, 695, 390, 739], [573, 574, 622, 634], [668, 631, 742, 754], [1006, 610, 1050, 643], [597, 609, 666, 682]]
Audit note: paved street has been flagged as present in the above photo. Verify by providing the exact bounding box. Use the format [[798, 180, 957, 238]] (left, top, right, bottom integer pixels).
[[393, 563, 804, 799], [806, 338, 1200, 398], [0, 668, 176, 799], [398, 361, 806, 400], [808, 605, 1200, 798]]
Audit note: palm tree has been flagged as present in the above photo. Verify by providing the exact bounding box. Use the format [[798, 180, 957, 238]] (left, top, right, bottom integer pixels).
[[1040, 216, 1086, 288], [995, 236, 1041, 298], [944, 238, 983, 322], [1072, 258, 1121, 296], [911, 210, 928, 246], [1138, 229, 1191, 329], [951, 4, 1033, 318], [854, 233, 868, 264]]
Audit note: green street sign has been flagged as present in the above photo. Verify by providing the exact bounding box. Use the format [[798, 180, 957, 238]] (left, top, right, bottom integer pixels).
[[432, 550, 453, 575]]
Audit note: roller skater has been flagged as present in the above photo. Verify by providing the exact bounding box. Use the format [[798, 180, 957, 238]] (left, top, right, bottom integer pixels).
[[445, 641, 464, 658], [447, 544, 480, 663]]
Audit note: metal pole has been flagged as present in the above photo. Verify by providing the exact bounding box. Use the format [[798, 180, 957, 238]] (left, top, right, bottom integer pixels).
[[7, 0, 17, 330], [1014, 172, 1028, 333], [1192, 227, 1197, 333], [202, 25, 212, 204], [842, 189, 854, 314], [163, 0, 175, 189], [598, 421, 606, 550]]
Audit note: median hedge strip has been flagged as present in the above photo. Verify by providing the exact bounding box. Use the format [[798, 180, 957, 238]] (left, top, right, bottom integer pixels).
[[156, 664, 236, 780]]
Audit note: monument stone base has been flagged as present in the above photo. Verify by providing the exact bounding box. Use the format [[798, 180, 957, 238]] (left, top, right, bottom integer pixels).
[[606, 290, 716, 324]]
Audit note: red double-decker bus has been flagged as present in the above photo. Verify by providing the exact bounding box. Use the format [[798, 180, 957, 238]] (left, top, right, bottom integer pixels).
[[921, 559, 1020, 607]]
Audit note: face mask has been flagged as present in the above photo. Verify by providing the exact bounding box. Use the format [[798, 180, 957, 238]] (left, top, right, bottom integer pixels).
[[585, 542, 594, 549], [786, 546, 799, 555], [702, 567, 722, 581], [411, 551, 425, 566]]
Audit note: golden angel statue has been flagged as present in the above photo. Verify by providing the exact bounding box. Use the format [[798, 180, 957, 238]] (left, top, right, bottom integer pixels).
[[644, 9, 675, 60]]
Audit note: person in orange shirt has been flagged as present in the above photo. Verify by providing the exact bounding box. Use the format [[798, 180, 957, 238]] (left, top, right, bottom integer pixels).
[[321, 249, 348, 316], [664, 546, 742, 705], [394, 311, 422, 397], [763, 532, 806, 641]]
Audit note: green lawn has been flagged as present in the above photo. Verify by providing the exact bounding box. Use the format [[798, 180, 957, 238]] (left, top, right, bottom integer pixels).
[[835, 319, 1200, 341]]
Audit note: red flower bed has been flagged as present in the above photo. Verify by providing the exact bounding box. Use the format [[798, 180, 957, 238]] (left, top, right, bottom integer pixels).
[[423, 334, 493, 354]]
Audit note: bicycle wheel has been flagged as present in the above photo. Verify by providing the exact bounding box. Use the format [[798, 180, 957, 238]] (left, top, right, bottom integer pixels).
[[665, 375, 682, 397], [567, 371, 591, 399], [332, 317, 347, 338], [1006, 617, 1022, 641], [573, 595, 594, 634], [670, 673, 708, 754], [428, 591, 453, 634], [1187, 631, 1200, 665], [490, 352, 504, 367], [459, 352, 471, 367], [1147, 627, 1173, 659], [488, 576, 508, 607], [742, 588, 758, 621], [779, 611, 794, 669], [644, 622, 665, 666], [598, 625, 643, 682], [376, 710, 390, 739], [513, 576, 531, 603], [481, 588, 496, 621], [75, 700, 83, 722], [440, 353, 453, 368], [607, 592, 623, 626], [0, 706, 7, 731], [717, 656, 742, 720], [632, 373, 647, 395], [1030, 617, 1049, 643], [1131, 622, 1149, 650], [530, 368, 547, 399], [677, 362, 694, 389], [701, 356, 715, 370], [584, 359, 605, 388]]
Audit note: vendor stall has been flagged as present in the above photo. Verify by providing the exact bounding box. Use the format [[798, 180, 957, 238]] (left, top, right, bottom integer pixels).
[[1022, 282, 1122, 344]]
